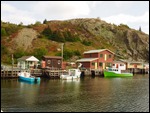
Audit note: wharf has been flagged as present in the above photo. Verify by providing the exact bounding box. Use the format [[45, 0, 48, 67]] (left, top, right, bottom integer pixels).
[[1, 68, 42, 78], [42, 68, 67, 78]]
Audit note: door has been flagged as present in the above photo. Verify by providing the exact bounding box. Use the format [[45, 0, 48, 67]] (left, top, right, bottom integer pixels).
[[95, 62, 97, 69]]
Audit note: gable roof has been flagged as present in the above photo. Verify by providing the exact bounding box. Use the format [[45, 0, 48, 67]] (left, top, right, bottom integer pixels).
[[17, 56, 39, 61], [83, 49, 115, 54], [76, 58, 98, 62]]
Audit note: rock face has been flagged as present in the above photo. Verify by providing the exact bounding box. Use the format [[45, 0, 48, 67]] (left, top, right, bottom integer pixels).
[[68, 18, 149, 62], [1, 18, 149, 62], [13, 28, 38, 50]]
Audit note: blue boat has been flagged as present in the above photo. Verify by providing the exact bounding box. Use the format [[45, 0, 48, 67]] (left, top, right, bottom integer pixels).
[[18, 72, 40, 83]]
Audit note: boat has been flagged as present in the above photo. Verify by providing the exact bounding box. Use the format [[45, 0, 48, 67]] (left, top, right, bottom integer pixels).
[[104, 67, 133, 77], [60, 69, 81, 80], [18, 71, 40, 82]]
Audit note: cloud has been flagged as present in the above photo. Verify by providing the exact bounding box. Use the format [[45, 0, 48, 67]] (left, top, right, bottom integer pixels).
[[1, 1, 149, 34], [102, 11, 149, 24], [1, 3, 36, 25], [33, 1, 90, 20], [102, 11, 149, 34]]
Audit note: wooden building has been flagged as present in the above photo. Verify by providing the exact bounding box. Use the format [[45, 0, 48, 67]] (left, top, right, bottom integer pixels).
[[76, 49, 115, 70], [41, 56, 62, 69], [112, 60, 127, 70], [17, 56, 39, 69]]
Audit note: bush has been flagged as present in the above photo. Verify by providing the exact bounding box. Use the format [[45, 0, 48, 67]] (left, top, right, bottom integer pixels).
[[33, 47, 48, 60], [82, 40, 92, 46]]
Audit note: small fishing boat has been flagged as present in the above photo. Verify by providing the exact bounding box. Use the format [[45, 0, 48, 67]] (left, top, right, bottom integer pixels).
[[18, 71, 40, 82], [60, 69, 81, 80], [104, 67, 133, 77]]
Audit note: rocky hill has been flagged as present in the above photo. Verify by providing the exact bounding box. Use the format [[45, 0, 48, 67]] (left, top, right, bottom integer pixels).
[[1, 18, 149, 64]]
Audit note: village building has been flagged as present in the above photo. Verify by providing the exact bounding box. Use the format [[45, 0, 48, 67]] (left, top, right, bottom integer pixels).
[[41, 56, 62, 69], [17, 56, 39, 69], [112, 60, 127, 70], [76, 49, 115, 70]]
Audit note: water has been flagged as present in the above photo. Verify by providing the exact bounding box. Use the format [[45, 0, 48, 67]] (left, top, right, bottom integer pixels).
[[1, 74, 149, 112]]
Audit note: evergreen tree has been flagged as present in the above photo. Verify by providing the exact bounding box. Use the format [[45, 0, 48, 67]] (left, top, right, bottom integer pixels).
[[43, 19, 48, 24], [139, 26, 142, 32]]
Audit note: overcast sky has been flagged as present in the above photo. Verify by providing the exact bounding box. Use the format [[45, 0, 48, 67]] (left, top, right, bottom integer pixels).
[[1, 1, 149, 34]]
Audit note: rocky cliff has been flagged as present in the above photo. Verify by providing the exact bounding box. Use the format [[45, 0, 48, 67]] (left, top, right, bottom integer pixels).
[[1, 18, 149, 64]]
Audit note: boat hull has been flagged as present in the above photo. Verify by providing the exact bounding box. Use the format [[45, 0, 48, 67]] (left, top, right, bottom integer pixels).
[[104, 70, 133, 77], [19, 76, 40, 82]]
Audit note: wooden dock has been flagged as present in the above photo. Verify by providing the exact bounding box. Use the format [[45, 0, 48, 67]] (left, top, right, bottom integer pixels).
[[1, 69, 42, 78], [42, 69, 67, 78]]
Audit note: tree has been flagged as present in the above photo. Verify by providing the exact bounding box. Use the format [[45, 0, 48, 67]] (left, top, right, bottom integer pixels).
[[1, 28, 7, 36], [42, 26, 52, 37], [34, 21, 41, 26], [139, 26, 142, 32], [43, 19, 48, 24]]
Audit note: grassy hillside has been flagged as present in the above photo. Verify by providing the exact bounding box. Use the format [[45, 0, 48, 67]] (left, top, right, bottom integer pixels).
[[1, 18, 149, 65]]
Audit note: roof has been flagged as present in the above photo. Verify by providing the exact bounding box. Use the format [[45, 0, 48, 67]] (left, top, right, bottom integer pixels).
[[76, 58, 98, 62], [113, 60, 126, 64], [17, 56, 39, 61], [119, 59, 147, 64], [84, 49, 115, 54], [43, 56, 62, 59]]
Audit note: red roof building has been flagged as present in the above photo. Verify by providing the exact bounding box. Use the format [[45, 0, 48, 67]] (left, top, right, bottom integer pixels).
[[76, 49, 115, 70]]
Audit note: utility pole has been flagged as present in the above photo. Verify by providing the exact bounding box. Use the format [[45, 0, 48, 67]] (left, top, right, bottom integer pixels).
[[12, 54, 14, 76], [61, 43, 64, 61], [61, 43, 64, 69]]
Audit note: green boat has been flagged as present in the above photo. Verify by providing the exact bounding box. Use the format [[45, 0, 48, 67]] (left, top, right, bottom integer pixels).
[[104, 68, 133, 77]]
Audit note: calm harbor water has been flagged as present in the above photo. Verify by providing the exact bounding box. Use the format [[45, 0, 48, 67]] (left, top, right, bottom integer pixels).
[[1, 74, 149, 112]]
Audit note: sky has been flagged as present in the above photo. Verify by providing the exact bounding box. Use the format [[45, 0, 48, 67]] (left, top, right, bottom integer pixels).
[[1, 1, 149, 34]]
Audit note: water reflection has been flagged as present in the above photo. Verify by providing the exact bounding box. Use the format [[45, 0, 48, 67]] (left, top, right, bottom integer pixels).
[[1, 74, 149, 112], [18, 79, 40, 85]]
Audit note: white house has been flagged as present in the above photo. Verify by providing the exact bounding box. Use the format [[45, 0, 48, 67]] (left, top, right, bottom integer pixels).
[[17, 56, 39, 69], [112, 60, 126, 70]]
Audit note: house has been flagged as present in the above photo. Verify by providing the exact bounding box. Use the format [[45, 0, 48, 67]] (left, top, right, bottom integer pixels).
[[41, 56, 62, 69], [17, 56, 39, 69], [76, 49, 115, 70], [112, 60, 127, 70], [119, 59, 145, 69]]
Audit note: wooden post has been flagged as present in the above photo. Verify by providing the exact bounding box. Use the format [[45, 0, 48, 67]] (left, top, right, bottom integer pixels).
[[12, 54, 14, 76]]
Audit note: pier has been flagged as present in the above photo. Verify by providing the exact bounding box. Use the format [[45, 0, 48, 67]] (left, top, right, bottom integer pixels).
[[1, 68, 42, 78], [42, 68, 67, 78]]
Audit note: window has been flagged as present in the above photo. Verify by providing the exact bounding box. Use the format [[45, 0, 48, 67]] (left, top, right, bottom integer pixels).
[[106, 63, 112, 67], [109, 54, 111, 58], [120, 64, 124, 66], [99, 62, 103, 67], [47, 60, 51, 64], [92, 62, 95, 66], [100, 54, 103, 57], [90, 54, 92, 57], [58, 60, 61, 64]]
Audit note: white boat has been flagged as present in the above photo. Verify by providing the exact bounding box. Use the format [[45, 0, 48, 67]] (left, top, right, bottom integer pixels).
[[60, 69, 81, 80]]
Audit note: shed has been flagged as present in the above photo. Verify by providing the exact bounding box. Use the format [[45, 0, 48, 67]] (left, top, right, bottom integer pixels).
[[17, 56, 39, 69]]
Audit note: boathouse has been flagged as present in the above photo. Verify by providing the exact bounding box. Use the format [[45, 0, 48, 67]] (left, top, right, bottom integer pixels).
[[76, 49, 115, 70], [41, 56, 62, 69], [17, 56, 39, 69], [112, 60, 127, 70]]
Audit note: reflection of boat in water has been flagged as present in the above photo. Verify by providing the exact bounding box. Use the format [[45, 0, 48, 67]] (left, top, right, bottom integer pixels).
[[18, 79, 40, 84], [60, 69, 81, 80], [18, 71, 40, 83]]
